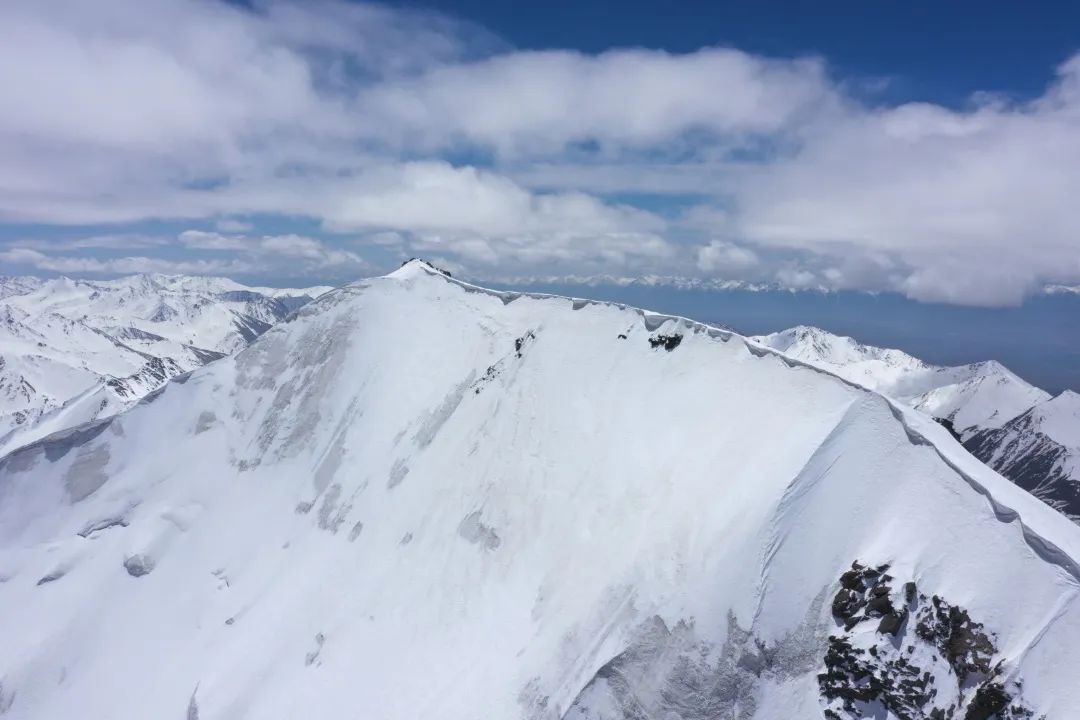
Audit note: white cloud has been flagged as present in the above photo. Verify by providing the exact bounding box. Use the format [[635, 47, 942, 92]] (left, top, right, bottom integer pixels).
[[774, 267, 820, 290], [258, 234, 362, 266], [179, 229, 362, 267], [0, 247, 252, 275], [696, 241, 759, 274], [3, 231, 364, 279], [407, 230, 674, 270], [355, 48, 832, 155], [322, 162, 663, 236], [1, 234, 169, 251], [1, 0, 1079, 304], [179, 230, 249, 251], [709, 60, 1080, 304]]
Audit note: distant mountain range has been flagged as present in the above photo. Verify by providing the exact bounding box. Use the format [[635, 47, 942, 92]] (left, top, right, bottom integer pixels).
[[754, 325, 1080, 522], [0, 274, 331, 456]]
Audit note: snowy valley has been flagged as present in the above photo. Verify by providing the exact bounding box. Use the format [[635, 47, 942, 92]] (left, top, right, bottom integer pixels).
[[0, 261, 1078, 718], [0, 274, 330, 457]]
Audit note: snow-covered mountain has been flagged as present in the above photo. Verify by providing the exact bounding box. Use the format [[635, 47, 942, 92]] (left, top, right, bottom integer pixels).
[[0, 277, 43, 301], [1, 260, 1078, 719], [753, 326, 1051, 436], [752, 325, 1080, 524], [0, 274, 331, 456], [967, 390, 1080, 522]]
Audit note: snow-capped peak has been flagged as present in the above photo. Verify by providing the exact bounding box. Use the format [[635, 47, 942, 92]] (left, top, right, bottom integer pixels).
[[753, 325, 1050, 435], [1032, 389, 1080, 450], [755, 325, 930, 377]]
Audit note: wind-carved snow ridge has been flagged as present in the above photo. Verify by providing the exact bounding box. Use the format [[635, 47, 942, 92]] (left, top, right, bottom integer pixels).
[[1, 259, 1080, 719], [752, 325, 1080, 528], [881, 403, 1080, 586]]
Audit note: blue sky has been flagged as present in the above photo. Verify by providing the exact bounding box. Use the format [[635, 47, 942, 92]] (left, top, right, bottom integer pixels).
[[1, 0, 1079, 306], [413, 0, 1079, 105]]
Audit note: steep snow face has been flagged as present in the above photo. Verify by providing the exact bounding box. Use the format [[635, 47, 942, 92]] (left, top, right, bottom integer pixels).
[[0, 275, 327, 456], [753, 327, 1050, 436], [967, 391, 1080, 522], [753, 326, 1080, 528], [1034, 390, 1080, 449], [2, 262, 1079, 719]]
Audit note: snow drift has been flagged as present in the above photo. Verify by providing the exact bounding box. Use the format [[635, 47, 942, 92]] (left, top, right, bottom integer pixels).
[[1, 261, 1078, 719]]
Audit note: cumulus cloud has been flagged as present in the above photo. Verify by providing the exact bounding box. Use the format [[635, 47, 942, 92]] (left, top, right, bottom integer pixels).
[[696, 241, 760, 274], [181, 230, 365, 269], [710, 60, 1080, 304], [355, 49, 832, 155], [179, 230, 250, 251], [1, 0, 1078, 304]]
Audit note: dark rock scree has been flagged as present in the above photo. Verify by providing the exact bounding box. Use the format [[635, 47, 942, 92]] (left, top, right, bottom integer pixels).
[[649, 333, 683, 351], [821, 561, 1040, 720]]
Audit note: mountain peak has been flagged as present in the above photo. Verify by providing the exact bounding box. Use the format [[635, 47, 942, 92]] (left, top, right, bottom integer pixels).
[[1032, 390, 1080, 450], [389, 258, 454, 281], [1055, 389, 1080, 403]]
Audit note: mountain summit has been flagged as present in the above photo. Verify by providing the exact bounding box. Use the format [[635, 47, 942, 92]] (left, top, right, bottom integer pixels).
[[1, 261, 1078, 718]]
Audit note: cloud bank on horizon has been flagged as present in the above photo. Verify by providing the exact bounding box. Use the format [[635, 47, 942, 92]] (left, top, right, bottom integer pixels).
[[1, 0, 1079, 305]]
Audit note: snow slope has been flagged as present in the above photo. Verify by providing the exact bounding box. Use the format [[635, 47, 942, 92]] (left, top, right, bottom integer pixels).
[[751, 326, 1080, 527], [0, 275, 327, 456], [1, 261, 1078, 719]]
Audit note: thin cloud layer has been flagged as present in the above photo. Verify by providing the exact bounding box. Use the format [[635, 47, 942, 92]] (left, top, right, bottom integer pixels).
[[0, 0, 1077, 304], [1, 231, 364, 279]]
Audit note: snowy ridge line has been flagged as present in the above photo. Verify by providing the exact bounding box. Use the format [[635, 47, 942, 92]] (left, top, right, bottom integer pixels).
[[401, 260, 739, 335], [886, 402, 1080, 587], [755, 337, 1080, 588], [753, 396, 859, 627], [1011, 586, 1080, 681], [0, 416, 114, 468], [0, 369, 198, 465], [407, 261, 1080, 577]]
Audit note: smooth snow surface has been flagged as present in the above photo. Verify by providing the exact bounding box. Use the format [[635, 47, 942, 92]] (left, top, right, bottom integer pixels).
[[2, 263, 1079, 719], [1035, 391, 1080, 451], [754, 325, 1080, 527]]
